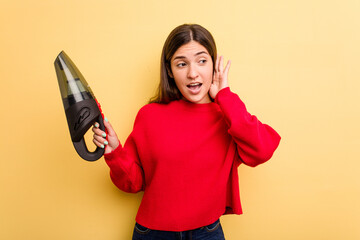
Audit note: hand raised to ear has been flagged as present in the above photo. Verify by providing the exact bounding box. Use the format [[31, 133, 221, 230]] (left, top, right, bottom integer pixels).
[[209, 55, 231, 99]]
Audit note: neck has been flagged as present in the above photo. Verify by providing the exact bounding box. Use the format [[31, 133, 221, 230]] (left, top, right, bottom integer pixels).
[[181, 95, 212, 104]]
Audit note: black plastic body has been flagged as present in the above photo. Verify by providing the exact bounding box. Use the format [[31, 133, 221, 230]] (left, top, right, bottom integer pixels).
[[65, 98, 105, 161]]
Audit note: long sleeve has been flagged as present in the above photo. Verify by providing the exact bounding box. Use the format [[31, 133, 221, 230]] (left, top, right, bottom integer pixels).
[[215, 87, 281, 167], [104, 112, 145, 193]]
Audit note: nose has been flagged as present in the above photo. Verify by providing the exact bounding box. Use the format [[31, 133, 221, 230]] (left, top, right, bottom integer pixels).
[[187, 64, 198, 79]]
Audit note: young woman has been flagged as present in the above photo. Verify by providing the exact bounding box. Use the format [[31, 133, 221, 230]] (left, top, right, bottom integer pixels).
[[92, 24, 281, 240]]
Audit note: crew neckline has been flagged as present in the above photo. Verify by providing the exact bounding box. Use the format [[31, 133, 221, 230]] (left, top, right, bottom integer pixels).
[[176, 98, 219, 112]]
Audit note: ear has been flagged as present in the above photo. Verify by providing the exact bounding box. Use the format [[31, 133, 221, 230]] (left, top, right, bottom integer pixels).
[[166, 65, 174, 78]]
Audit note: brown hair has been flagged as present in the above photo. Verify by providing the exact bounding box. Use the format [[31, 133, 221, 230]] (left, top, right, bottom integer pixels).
[[149, 24, 217, 104]]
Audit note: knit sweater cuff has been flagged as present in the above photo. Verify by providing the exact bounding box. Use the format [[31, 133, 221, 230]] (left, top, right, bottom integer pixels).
[[214, 87, 231, 104], [214, 87, 247, 114], [104, 143, 122, 162]]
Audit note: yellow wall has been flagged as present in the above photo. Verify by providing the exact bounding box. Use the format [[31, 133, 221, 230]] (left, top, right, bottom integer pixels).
[[1, 0, 359, 239]]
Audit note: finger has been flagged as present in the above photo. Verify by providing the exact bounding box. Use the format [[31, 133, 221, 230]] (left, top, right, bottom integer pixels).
[[93, 137, 105, 148], [219, 56, 224, 74], [103, 118, 116, 136], [224, 60, 231, 76], [93, 132, 108, 144], [212, 71, 219, 84], [215, 56, 220, 72], [92, 124, 106, 137]]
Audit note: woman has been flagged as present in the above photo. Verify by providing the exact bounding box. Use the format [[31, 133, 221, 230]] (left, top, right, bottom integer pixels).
[[92, 24, 281, 240]]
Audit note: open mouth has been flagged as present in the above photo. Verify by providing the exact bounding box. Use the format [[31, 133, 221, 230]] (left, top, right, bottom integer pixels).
[[187, 83, 202, 90]]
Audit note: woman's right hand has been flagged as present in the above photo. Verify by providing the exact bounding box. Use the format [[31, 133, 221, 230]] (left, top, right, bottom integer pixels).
[[92, 118, 120, 154]]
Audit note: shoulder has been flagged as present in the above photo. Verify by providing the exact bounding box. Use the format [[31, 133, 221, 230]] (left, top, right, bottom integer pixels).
[[137, 102, 166, 116], [134, 102, 175, 124]]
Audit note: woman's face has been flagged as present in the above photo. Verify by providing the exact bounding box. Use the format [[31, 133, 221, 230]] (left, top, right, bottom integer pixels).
[[170, 41, 213, 104]]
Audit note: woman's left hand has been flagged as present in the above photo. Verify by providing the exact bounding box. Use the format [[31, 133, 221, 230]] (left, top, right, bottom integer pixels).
[[209, 55, 231, 99]]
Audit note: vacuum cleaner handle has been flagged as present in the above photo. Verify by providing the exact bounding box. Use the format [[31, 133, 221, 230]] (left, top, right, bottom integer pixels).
[[72, 114, 105, 161]]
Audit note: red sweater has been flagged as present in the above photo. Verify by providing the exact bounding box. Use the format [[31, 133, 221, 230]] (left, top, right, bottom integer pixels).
[[104, 87, 281, 231]]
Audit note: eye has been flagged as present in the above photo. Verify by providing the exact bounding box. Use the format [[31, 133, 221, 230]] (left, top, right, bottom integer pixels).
[[199, 59, 207, 64], [176, 62, 187, 67]]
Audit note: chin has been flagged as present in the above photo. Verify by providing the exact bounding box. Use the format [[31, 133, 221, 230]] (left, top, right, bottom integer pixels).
[[184, 94, 210, 104]]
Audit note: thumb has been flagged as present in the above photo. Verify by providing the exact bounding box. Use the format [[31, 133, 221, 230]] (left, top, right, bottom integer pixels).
[[103, 117, 117, 137]]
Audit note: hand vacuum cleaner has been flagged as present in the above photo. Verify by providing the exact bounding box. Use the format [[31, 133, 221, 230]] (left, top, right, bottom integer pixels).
[[54, 51, 105, 161]]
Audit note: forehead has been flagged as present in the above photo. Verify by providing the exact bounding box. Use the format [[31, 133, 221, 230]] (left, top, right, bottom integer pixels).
[[172, 41, 209, 59]]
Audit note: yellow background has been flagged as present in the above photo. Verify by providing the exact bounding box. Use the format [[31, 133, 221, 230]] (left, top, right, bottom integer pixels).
[[1, 0, 359, 239]]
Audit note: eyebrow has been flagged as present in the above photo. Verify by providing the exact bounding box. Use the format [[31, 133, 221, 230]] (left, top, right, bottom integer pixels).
[[173, 51, 209, 61]]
